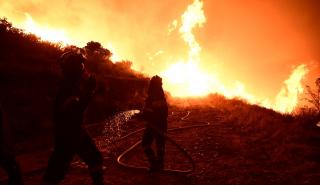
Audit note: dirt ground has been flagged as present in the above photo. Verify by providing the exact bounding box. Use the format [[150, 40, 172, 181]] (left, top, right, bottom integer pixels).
[[1, 107, 320, 185]]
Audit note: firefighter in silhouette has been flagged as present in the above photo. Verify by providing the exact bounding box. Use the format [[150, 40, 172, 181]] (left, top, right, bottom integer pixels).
[[42, 51, 104, 185], [0, 105, 24, 185], [141, 75, 168, 171]]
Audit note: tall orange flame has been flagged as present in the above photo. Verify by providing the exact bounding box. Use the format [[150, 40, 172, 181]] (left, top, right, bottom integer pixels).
[[274, 64, 309, 113], [162, 0, 211, 97], [161, 0, 309, 113], [179, 0, 205, 61]]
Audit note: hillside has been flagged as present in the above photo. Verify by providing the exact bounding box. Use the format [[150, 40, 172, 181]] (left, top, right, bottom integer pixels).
[[0, 18, 149, 141]]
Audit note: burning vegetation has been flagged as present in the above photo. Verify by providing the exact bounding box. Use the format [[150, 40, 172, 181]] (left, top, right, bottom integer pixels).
[[1, 0, 313, 114]]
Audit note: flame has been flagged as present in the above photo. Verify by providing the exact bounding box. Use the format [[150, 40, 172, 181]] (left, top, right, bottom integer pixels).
[[179, 0, 205, 60], [274, 64, 309, 113], [162, 61, 212, 96], [161, 0, 309, 113], [162, 0, 209, 96], [23, 13, 70, 44], [105, 42, 122, 62], [20, 14, 126, 64]]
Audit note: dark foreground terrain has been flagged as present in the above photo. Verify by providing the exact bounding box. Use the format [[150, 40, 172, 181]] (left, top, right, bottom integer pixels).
[[1, 102, 320, 185]]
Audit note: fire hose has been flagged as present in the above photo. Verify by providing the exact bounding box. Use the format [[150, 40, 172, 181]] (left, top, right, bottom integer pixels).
[[19, 110, 216, 178], [116, 110, 214, 174]]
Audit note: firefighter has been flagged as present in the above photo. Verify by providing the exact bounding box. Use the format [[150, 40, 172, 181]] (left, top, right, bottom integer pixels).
[[0, 105, 24, 185], [141, 75, 168, 172], [41, 51, 104, 185]]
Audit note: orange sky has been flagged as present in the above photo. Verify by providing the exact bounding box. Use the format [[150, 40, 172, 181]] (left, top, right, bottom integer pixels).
[[0, 0, 319, 101]]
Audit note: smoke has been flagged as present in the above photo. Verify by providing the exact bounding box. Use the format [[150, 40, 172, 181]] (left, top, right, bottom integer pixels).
[[278, 0, 320, 61], [277, 0, 320, 88]]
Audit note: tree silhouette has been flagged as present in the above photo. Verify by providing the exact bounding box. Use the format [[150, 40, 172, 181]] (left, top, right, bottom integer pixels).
[[83, 41, 113, 74], [84, 41, 112, 61], [305, 77, 320, 113]]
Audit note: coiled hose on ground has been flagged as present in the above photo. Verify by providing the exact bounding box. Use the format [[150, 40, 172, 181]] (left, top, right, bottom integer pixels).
[[116, 111, 213, 174], [20, 110, 215, 177]]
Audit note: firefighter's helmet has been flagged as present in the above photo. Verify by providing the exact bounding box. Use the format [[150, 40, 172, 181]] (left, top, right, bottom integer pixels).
[[59, 51, 86, 76], [150, 75, 162, 86]]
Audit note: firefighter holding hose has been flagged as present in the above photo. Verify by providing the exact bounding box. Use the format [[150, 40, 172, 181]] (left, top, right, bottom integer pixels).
[[141, 75, 168, 172], [41, 51, 104, 185]]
